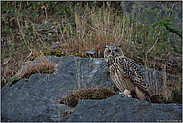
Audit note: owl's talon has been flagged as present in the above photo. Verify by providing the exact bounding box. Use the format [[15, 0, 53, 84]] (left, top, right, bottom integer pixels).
[[128, 95, 132, 98]]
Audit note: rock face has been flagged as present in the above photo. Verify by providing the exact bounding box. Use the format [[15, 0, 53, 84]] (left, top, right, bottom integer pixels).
[[67, 95, 182, 122], [1, 56, 181, 122], [121, 1, 182, 29], [1, 56, 112, 122]]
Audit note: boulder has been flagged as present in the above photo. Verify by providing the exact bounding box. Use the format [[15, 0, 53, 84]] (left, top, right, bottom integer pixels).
[[1, 56, 180, 122], [67, 94, 182, 122]]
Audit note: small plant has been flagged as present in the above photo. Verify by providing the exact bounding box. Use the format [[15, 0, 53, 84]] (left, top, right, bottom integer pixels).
[[106, 70, 110, 75], [9, 76, 19, 82], [96, 80, 99, 84], [90, 117, 93, 122], [62, 85, 68, 93], [9, 76, 20, 87]]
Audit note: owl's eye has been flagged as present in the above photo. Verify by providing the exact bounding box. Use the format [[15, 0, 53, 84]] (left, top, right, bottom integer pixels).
[[108, 50, 111, 53], [115, 49, 118, 52]]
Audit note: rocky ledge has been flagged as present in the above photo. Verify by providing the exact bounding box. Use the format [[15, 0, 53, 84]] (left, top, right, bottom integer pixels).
[[1, 56, 182, 122], [67, 94, 182, 122]]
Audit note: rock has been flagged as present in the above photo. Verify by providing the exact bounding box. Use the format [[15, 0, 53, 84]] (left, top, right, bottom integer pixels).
[[1, 75, 74, 122], [67, 95, 182, 122], [86, 48, 96, 58], [1, 56, 180, 122], [51, 42, 58, 49], [1, 56, 112, 122], [138, 64, 179, 94]]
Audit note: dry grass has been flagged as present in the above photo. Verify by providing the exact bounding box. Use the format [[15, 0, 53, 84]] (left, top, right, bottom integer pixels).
[[61, 6, 128, 57], [149, 64, 182, 103], [18, 57, 56, 79], [7, 57, 56, 87]]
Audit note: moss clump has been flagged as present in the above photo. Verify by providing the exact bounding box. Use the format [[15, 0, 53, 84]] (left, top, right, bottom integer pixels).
[[31, 49, 65, 61], [54, 49, 63, 57], [74, 54, 89, 58], [58, 87, 117, 108], [44, 69, 55, 74]]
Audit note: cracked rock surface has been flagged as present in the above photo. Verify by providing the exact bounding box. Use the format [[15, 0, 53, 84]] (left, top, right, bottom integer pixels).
[[1, 56, 181, 122]]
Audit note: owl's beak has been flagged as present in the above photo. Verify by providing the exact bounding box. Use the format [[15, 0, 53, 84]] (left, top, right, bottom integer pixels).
[[112, 52, 115, 56]]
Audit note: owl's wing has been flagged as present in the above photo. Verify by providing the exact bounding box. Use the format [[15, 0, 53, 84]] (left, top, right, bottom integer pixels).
[[116, 57, 149, 94]]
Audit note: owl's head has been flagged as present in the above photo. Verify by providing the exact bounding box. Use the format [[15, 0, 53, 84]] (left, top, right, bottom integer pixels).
[[104, 45, 124, 59]]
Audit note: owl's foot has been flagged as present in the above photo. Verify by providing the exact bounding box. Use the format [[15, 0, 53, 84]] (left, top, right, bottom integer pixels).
[[119, 90, 132, 98]]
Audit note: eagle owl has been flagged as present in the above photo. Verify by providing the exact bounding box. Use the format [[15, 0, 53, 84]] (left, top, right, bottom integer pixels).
[[104, 45, 151, 102]]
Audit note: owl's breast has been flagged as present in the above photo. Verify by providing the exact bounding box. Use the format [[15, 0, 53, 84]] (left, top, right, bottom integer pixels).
[[108, 59, 124, 75], [107, 58, 135, 92]]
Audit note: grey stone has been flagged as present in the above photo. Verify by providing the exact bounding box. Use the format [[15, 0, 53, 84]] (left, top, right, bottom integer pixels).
[[121, 1, 182, 29], [1, 56, 112, 122], [67, 95, 182, 122], [1, 56, 181, 122], [86, 48, 96, 58]]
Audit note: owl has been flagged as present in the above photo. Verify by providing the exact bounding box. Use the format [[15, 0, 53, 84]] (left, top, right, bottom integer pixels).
[[104, 45, 151, 102]]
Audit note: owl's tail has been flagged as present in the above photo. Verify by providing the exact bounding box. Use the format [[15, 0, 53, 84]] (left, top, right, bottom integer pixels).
[[135, 87, 151, 103]]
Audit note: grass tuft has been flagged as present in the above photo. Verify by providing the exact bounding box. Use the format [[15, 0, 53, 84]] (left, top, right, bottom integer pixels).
[[19, 57, 56, 79]]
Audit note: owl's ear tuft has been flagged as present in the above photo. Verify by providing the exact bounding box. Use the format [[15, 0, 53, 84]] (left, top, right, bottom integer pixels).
[[117, 45, 122, 47], [104, 46, 108, 49]]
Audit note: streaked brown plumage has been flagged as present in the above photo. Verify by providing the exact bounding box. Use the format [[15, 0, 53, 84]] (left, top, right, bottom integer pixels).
[[104, 45, 151, 102]]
